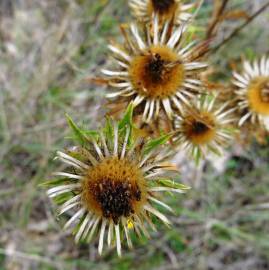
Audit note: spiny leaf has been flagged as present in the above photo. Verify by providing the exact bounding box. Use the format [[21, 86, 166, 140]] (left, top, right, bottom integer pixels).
[[157, 179, 191, 190], [221, 10, 250, 21], [66, 131, 99, 142], [223, 127, 238, 134], [194, 147, 202, 165], [207, 144, 222, 157], [103, 117, 114, 140], [53, 192, 74, 205], [143, 133, 172, 155], [40, 178, 69, 188], [118, 103, 134, 130], [83, 130, 99, 138], [66, 114, 89, 145]]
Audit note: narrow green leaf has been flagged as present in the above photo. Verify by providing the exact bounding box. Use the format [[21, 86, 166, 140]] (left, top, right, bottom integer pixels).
[[83, 130, 99, 136], [103, 117, 114, 141], [194, 147, 202, 165], [54, 192, 74, 205], [143, 134, 172, 154], [207, 144, 222, 157], [118, 103, 134, 129], [157, 179, 191, 190], [40, 178, 69, 188], [66, 114, 89, 145]]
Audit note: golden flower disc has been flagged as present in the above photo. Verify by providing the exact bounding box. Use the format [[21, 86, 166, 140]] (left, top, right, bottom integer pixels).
[[81, 157, 147, 223], [148, 0, 178, 19], [247, 76, 269, 115], [129, 46, 185, 99], [182, 113, 216, 145]]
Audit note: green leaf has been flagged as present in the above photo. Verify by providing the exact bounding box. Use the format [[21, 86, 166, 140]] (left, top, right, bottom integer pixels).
[[82, 130, 99, 137], [223, 127, 238, 134], [66, 114, 90, 145], [66, 130, 99, 142], [194, 147, 202, 165], [40, 178, 68, 188], [118, 103, 134, 130], [143, 134, 172, 155], [54, 192, 74, 205], [103, 117, 114, 141], [157, 179, 191, 190], [207, 144, 222, 157]]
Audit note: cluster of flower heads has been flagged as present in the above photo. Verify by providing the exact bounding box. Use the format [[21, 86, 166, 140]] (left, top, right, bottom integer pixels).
[[45, 0, 269, 257], [102, 0, 236, 161]]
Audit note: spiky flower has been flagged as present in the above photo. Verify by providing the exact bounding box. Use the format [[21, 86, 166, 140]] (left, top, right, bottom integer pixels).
[[129, 0, 195, 25], [173, 95, 235, 163], [102, 17, 207, 123], [45, 106, 188, 256], [232, 56, 269, 127]]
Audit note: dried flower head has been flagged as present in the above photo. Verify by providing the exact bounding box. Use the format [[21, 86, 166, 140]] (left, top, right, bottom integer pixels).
[[129, 0, 195, 25], [232, 56, 269, 127], [44, 106, 188, 256], [102, 17, 207, 123], [173, 95, 235, 163]]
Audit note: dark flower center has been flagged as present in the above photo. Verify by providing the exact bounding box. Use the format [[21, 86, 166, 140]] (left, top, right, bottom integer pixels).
[[93, 179, 141, 224], [146, 53, 166, 83], [151, 0, 175, 14], [129, 46, 184, 98], [192, 121, 209, 135]]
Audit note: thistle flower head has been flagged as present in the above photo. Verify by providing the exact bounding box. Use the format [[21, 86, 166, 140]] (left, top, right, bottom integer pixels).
[[173, 95, 235, 163], [102, 17, 207, 123], [232, 56, 269, 127], [129, 0, 195, 25], [44, 106, 188, 256]]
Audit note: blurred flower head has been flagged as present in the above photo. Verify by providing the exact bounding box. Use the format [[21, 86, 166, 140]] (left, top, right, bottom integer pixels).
[[232, 56, 269, 128], [102, 17, 207, 123], [45, 106, 189, 256], [173, 95, 235, 163], [129, 0, 195, 25]]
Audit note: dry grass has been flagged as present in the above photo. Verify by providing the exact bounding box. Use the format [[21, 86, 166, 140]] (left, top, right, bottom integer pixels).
[[0, 0, 269, 269]]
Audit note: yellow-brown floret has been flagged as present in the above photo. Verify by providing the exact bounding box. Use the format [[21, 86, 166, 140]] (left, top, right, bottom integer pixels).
[[81, 157, 147, 224], [181, 113, 216, 145], [129, 46, 185, 99], [247, 77, 269, 115]]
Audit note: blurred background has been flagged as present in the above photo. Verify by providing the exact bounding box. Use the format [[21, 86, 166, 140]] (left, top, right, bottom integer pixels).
[[0, 0, 269, 269]]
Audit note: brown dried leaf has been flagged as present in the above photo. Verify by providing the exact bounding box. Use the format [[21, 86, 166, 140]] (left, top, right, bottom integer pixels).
[[221, 10, 250, 21], [86, 77, 109, 85]]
